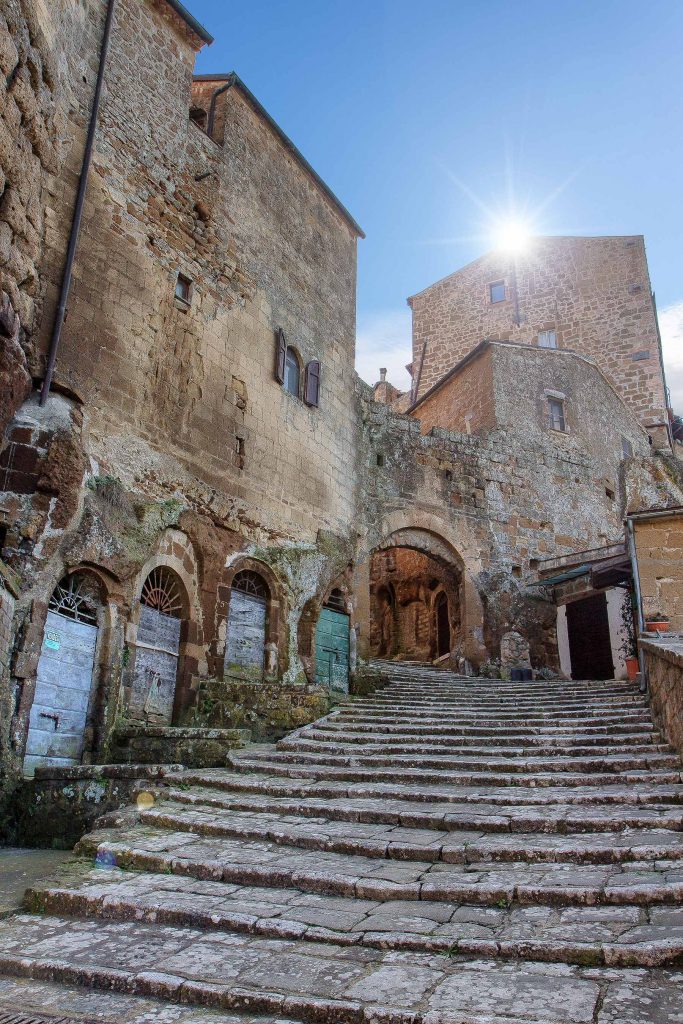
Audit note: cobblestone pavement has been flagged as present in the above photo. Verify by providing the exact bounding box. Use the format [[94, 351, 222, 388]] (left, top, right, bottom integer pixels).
[[0, 664, 682, 1022]]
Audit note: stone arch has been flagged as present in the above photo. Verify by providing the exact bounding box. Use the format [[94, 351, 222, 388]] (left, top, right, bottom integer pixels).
[[298, 569, 356, 684], [362, 518, 487, 667], [125, 529, 202, 723], [216, 555, 285, 680]]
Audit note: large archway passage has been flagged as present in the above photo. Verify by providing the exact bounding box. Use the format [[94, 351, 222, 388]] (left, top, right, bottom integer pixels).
[[369, 543, 462, 663]]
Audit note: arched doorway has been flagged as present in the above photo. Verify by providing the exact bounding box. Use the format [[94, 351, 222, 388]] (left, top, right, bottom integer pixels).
[[435, 591, 450, 658], [131, 566, 185, 723], [315, 588, 350, 692], [24, 572, 102, 776], [225, 569, 269, 679], [368, 529, 463, 664]]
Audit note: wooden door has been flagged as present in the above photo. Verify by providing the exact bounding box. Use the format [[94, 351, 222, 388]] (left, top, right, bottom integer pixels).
[[24, 610, 98, 777], [225, 591, 267, 678], [566, 593, 615, 680], [315, 607, 350, 693]]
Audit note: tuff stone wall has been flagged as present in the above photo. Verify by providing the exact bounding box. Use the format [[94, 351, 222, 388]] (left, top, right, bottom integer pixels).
[[413, 344, 495, 435], [641, 637, 683, 757], [633, 514, 683, 629], [409, 236, 668, 435]]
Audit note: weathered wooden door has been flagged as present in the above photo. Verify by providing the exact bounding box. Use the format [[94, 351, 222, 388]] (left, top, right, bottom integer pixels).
[[24, 609, 98, 777], [225, 591, 267, 677], [315, 607, 350, 693], [566, 593, 615, 680], [131, 567, 184, 723]]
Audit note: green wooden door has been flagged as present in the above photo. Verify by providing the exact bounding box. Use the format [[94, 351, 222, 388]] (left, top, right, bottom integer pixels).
[[315, 607, 350, 693]]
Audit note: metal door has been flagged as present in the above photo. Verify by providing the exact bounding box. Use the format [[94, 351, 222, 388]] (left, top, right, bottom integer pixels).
[[132, 604, 182, 722], [225, 591, 267, 677], [315, 607, 350, 693], [24, 610, 98, 777]]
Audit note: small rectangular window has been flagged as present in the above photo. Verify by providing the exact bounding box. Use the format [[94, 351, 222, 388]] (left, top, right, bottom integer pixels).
[[175, 273, 192, 304], [538, 330, 557, 349], [622, 437, 633, 458], [548, 398, 566, 432], [489, 281, 506, 303]]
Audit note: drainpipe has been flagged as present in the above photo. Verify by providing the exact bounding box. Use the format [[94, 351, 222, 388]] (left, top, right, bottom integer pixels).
[[625, 516, 647, 693], [207, 77, 235, 138], [40, 0, 117, 406]]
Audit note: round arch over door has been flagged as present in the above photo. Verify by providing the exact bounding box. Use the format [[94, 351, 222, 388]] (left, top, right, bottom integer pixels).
[[24, 573, 102, 777], [225, 570, 269, 679], [132, 567, 185, 723]]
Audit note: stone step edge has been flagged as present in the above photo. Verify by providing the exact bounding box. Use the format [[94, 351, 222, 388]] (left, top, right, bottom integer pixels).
[[24, 886, 683, 970], [0, 951, 412, 1024], [226, 760, 683, 788], [158, 785, 683, 836], [74, 837, 683, 907], [278, 740, 672, 757], [139, 805, 683, 866], [236, 751, 682, 772], [169, 771, 683, 806]]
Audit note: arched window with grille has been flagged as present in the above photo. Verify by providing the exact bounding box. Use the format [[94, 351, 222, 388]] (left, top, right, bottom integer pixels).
[[225, 569, 270, 678], [132, 566, 186, 723]]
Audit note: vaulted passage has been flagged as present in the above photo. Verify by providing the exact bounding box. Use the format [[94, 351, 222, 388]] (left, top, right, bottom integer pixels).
[[369, 546, 461, 662]]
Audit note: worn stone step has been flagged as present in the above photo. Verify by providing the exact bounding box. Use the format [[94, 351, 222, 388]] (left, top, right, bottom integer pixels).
[[173, 769, 683, 807], [277, 737, 671, 759], [241, 748, 682, 774], [5, 912, 682, 1024], [227, 756, 683, 788], [315, 720, 663, 739], [25, 865, 683, 968], [333, 708, 655, 725], [376, 682, 641, 696], [136, 802, 683, 866], [156, 784, 683, 835], [355, 690, 648, 705], [302, 725, 664, 747], [75, 826, 683, 907]]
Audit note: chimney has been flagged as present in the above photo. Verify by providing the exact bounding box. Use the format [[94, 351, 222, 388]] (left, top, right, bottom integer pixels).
[[379, 368, 387, 382]]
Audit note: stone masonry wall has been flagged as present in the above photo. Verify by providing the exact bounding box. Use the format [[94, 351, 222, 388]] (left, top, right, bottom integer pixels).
[[634, 515, 683, 629], [413, 345, 495, 436], [642, 638, 683, 758], [409, 236, 668, 433]]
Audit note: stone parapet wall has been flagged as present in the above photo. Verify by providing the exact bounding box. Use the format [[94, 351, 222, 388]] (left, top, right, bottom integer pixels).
[[641, 637, 683, 757], [633, 514, 683, 630]]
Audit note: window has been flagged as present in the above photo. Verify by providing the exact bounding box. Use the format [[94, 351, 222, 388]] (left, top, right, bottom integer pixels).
[[548, 397, 566, 432], [284, 347, 300, 397], [175, 273, 192, 305], [622, 437, 633, 458], [489, 281, 506, 303], [538, 330, 557, 349]]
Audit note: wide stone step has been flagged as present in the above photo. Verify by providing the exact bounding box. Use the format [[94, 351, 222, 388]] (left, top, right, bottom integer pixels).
[[241, 748, 681, 774], [75, 825, 683, 907], [303, 724, 663, 746], [315, 720, 662, 738], [174, 769, 683, 807], [377, 682, 641, 696], [346, 699, 649, 716], [156, 783, 683, 835], [4, 912, 681, 1024], [137, 802, 683, 865], [278, 737, 670, 759], [333, 708, 654, 725], [25, 865, 683, 968], [228, 756, 683, 788]]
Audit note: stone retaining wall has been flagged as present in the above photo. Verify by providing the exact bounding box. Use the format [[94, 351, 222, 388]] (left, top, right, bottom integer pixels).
[[642, 636, 683, 756]]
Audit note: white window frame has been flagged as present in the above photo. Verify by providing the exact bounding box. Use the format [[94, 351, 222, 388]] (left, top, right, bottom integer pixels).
[[538, 330, 557, 349]]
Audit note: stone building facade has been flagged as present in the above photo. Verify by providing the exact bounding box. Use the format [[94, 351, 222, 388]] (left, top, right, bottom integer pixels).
[[0, 0, 681, 800], [408, 236, 671, 444]]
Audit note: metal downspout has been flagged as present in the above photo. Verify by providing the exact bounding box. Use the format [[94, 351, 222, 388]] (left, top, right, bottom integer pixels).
[[40, 0, 117, 406], [626, 516, 647, 693]]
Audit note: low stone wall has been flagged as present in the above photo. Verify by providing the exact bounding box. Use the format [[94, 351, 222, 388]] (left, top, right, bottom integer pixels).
[[7, 764, 179, 849], [185, 679, 331, 741], [110, 725, 250, 767], [642, 636, 683, 757]]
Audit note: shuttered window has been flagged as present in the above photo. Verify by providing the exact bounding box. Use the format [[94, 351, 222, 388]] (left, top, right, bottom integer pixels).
[[304, 359, 321, 407], [275, 328, 287, 383]]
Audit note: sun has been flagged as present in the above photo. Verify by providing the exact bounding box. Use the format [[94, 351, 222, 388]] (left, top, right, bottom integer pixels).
[[493, 219, 533, 253]]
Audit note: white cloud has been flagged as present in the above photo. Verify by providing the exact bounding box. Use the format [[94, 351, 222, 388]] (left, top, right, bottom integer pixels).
[[660, 300, 683, 413], [355, 309, 413, 391]]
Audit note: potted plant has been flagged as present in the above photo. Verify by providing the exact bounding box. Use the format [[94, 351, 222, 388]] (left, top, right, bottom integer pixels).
[[644, 611, 670, 633], [620, 592, 639, 680]]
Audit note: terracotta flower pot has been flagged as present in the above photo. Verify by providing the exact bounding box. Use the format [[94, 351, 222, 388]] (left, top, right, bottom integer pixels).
[[645, 621, 670, 633], [625, 656, 639, 681]]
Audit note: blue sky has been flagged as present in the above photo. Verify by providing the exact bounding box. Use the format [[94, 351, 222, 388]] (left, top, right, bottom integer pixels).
[[191, 0, 683, 407]]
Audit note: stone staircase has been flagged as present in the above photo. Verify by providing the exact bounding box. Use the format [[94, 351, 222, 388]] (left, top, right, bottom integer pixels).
[[0, 662, 682, 1023]]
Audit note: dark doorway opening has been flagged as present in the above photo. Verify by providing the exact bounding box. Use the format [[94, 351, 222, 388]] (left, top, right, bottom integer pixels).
[[436, 592, 450, 658], [566, 593, 614, 680]]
